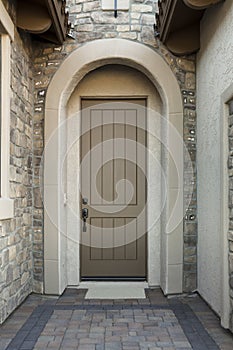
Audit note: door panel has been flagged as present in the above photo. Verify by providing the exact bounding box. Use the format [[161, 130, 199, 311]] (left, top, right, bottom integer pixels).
[[80, 99, 147, 279]]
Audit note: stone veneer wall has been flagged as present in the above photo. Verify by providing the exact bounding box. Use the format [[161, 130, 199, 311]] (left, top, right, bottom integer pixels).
[[0, 3, 34, 322], [32, 0, 197, 293], [229, 100, 233, 331]]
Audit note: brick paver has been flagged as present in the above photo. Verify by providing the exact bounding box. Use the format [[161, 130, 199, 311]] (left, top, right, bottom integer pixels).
[[0, 289, 232, 350]]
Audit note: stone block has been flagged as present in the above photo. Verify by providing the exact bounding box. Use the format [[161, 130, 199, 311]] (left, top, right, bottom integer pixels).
[[229, 253, 233, 272], [17, 118, 24, 132], [184, 235, 197, 245], [21, 271, 30, 285], [131, 12, 141, 20], [9, 246, 16, 261], [229, 100, 233, 115], [95, 25, 115, 32], [183, 273, 197, 292], [131, 4, 152, 12], [33, 280, 44, 293], [6, 265, 13, 284], [105, 32, 117, 38], [91, 11, 129, 24], [70, 4, 82, 13], [140, 26, 156, 46], [229, 125, 233, 137], [184, 262, 197, 272], [141, 14, 154, 25], [0, 305, 7, 325], [117, 25, 130, 32], [23, 213, 32, 226], [83, 1, 100, 12], [230, 178, 233, 190], [33, 188, 43, 209], [230, 275, 233, 288], [185, 73, 195, 89], [184, 246, 196, 256], [184, 255, 197, 263], [229, 116, 233, 128], [184, 222, 197, 235], [119, 32, 137, 40], [229, 191, 233, 208], [177, 58, 195, 72], [130, 24, 141, 32], [229, 241, 233, 253], [77, 24, 94, 32]]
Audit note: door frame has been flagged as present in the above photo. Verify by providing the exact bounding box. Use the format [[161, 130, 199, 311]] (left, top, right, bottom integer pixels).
[[68, 85, 162, 287], [44, 39, 184, 295]]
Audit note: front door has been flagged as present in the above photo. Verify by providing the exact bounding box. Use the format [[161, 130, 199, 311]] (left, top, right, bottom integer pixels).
[[80, 99, 147, 279]]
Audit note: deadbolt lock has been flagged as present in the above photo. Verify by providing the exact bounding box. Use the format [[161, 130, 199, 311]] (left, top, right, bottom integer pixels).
[[82, 208, 88, 232]]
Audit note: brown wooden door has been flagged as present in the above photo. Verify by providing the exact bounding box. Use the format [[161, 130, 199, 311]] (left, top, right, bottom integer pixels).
[[80, 99, 147, 279]]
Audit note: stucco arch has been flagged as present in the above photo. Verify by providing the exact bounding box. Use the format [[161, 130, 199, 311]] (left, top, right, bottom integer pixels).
[[44, 39, 183, 295]]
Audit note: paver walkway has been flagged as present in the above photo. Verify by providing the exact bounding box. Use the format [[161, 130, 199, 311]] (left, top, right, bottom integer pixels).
[[0, 289, 232, 350]]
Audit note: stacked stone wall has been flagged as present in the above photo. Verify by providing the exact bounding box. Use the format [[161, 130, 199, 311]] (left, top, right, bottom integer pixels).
[[32, 0, 197, 293], [228, 100, 233, 331], [0, 30, 34, 322]]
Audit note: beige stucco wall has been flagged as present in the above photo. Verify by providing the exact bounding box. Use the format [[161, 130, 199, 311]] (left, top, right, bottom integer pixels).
[[197, 0, 233, 325]]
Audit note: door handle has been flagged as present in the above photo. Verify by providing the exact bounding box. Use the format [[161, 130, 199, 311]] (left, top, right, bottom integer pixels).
[[82, 208, 88, 232], [82, 208, 88, 219]]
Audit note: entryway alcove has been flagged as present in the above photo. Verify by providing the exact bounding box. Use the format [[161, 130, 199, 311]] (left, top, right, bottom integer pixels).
[[43, 39, 184, 295]]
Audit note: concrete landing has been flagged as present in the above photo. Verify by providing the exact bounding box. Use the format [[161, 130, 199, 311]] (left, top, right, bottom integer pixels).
[[78, 282, 148, 299]]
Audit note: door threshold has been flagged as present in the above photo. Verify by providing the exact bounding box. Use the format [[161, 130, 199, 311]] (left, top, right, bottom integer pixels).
[[81, 277, 147, 282]]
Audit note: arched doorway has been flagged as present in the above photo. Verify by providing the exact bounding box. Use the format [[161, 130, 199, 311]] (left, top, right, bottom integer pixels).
[[67, 65, 162, 285], [44, 39, 183, 295]]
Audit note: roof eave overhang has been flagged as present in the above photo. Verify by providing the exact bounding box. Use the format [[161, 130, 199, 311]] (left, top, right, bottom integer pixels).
[[17, 0, 69, 44], [156, 0, 224, 55]]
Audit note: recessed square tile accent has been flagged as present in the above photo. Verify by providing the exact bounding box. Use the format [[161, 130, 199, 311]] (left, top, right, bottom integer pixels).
[[102, 0, 129, 10], [3, 294, 221, 350]]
